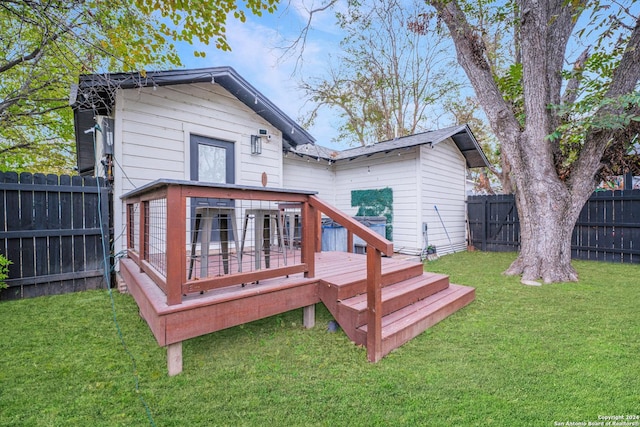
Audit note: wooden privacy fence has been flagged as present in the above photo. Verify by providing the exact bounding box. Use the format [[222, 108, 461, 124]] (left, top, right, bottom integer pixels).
[[0, 171, 111, 300], [467, 190, 640, 263]]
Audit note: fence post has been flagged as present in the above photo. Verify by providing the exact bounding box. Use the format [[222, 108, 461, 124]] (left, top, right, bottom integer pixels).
[[482, 197, 488, 251]]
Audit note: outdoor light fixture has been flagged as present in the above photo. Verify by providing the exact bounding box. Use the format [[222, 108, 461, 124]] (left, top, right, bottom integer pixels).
[[251, 135, 262, 155]]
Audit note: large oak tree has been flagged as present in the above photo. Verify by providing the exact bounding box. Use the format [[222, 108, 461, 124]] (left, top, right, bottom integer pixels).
[[427, 0, 639, 284]]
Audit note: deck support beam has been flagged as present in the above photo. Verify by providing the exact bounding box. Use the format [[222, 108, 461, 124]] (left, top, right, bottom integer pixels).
[[167, 342, 183, 376], [303, 304, 315, 328]]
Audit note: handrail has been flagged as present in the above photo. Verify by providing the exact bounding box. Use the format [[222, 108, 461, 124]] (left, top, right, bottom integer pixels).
[[308, 194, 391, 362], [121, 178, 317, 201], [308, 195, 393, 255]]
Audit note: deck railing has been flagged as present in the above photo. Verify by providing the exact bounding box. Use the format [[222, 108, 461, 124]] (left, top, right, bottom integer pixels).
[[308, 195, 393, 362], [122, 179, 394, 362]]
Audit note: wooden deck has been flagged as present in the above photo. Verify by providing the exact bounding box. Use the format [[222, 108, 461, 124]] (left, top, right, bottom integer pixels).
[[121, 251, 474, 374], [120, 180, 475, 375]]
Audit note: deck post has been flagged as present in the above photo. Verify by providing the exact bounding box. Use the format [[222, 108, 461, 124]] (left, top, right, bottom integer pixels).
[[167, 342, 183, 376], [301, 200, 316, 278], [165, 185, 185, 306], [303, 304, 315, 328], [126, 203, 133, 252], [315, 209, 322, 252], [366, 245, 383, 362], [139, 201, 147, 272]]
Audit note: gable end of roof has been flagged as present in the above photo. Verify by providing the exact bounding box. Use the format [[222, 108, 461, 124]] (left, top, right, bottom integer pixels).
[[71, 66, 315, 148]]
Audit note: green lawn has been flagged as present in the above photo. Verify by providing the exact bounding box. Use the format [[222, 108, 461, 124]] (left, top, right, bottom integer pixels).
[[1, 251, 639, 426]]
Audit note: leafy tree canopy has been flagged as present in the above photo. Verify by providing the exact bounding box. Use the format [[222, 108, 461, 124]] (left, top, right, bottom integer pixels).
[[0, 0, 278, 173], [425, 0, 639, 282]]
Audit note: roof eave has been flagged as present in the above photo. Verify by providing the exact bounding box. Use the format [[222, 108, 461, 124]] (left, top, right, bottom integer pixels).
[[72, 66, 315, 147], [456, 124, 492, 168], [288, 124, 491, 168]]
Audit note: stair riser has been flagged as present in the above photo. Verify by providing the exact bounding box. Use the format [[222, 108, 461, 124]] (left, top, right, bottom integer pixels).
[[345, 276, 450, 328], [379, 289, 475, 357], [354, 288, 476, 351]]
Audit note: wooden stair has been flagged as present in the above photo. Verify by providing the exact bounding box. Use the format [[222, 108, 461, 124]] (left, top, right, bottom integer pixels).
[[318, 255, 474, 358]]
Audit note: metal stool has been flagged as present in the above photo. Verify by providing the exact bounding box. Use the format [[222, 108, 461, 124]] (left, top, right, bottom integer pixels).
[[188, 207, 240, 279], [278, 203, 302, 251], [240, 209, 287, 269]]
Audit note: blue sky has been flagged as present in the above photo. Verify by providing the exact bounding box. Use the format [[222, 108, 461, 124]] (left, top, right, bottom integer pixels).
[[177, 1, 348, 149], [173, 0, 640, 151]]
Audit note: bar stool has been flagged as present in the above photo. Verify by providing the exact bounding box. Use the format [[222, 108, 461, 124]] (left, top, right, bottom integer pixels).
[[188, 207, 240, 280], [278, 203, 302, 251], [240, 209, 287, 269]]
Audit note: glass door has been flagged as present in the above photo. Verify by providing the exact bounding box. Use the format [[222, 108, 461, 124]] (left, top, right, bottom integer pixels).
[[190, 135, 235, 243], [190, 134, 234, 188]]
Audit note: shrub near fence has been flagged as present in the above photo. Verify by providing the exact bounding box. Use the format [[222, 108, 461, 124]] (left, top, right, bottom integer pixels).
[[0, 171, 111, 300], [467, 190, 640, 263]]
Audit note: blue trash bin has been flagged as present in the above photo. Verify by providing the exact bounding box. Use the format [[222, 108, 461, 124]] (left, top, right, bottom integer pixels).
[[352, 216, 387, 253], [321, 216, 387, 252]]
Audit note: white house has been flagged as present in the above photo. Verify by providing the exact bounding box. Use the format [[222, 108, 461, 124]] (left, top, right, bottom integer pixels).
[[71, 66, 489, 257], [284, 126, 489, 255]]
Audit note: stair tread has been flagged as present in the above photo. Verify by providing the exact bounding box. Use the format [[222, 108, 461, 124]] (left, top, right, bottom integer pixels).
[[340, 272, 449, 311], [324, 267, 423, 287], [358, 284, 474, 335], [319, 254, 423, 289]]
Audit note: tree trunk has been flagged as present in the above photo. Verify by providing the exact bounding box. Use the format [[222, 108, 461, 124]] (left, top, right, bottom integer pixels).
[[506, 186, 580, 283]]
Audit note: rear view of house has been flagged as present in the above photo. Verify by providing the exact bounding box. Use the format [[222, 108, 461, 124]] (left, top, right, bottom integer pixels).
[[72, 66, 489, 259], [70, 66, 486, 374]]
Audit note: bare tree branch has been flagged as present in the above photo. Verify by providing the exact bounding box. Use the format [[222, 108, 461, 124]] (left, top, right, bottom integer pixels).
[[560, 46, 591, 106], [278, 0, 338, 72], [0, 142, 35, 156], [428, 0, 521, 144]]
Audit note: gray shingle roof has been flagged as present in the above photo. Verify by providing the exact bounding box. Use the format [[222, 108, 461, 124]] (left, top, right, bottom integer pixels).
[[288, 124, 490, 168]]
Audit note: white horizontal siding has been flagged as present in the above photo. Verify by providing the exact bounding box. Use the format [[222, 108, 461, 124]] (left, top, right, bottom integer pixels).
[[283, 156, 336, 203], [420, 139, 468, 255], [333, 149, 420, 252], [112, 83, 286, 253], [117, 86, 272, 187], [107, 80, 472, 260]]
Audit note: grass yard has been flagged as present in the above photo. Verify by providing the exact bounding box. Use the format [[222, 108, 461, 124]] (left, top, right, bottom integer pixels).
[[1, 251, 639, 426]]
